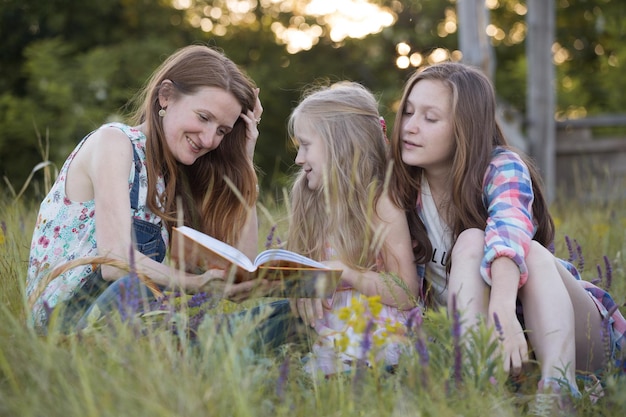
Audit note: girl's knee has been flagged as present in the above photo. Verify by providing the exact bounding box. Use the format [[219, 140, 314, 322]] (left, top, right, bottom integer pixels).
[[526, 241, 555, 271], [450, 228, 484, 262]]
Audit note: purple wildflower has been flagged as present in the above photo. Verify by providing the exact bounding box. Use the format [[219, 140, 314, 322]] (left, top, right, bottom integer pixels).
[[592, 264, 603, 285], [188, 292, 217, 309], [351, 318, 375, 390], [601, 305, 618, 369], [116, 245, 142, 323], [574, 239, 584, 272], [43, 300, 53, 323], [360, 318, 375, 361], [565, 235, 575, 263], [604, 255, 613, 290], [451, 294, 462, 387], [492, 312, 504, 342], [275, 356, 290, 402], [265, 225, 277, 250], [187, 310, 208, 338], [0, 220, 6, 235], [405, 307, 423, 337], [414, 333, 430, 388]]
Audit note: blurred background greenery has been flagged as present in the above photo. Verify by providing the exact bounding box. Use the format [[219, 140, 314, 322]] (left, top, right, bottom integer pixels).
[[1, 0, 625, 199]]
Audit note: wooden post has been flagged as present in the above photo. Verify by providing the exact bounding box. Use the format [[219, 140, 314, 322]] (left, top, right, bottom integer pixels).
[[526, 0, 556, 202], [457, 0, 494, 79]]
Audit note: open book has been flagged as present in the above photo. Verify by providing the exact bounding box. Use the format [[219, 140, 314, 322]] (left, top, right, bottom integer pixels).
[[170, 226, 342, 298]]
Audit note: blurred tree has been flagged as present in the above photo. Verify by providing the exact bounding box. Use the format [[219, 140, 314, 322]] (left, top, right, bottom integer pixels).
[[1, 0, 625, 199]]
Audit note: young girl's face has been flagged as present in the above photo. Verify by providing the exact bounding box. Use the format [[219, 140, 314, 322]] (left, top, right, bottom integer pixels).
[[294, 120, 327, 191], [159, 86, 242, 165], [400, 79, 455, 173]]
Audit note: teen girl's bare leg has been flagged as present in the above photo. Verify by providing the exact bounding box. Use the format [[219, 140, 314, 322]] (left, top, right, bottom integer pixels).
[[554, 260, 607, 373], [447, 228, 490, 330], [518, 241, 588, 389]]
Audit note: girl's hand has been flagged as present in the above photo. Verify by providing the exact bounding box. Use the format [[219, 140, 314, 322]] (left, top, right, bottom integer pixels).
[[490, 309, 529, 376], [224, 278, 278, 302], [241, 88, 263, 161], [195, 269, 227, 293], [289, 297, 330, 327]]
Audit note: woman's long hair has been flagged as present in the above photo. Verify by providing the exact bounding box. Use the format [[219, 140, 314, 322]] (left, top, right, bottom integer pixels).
[[129, 45, 258, 245], [389, 62, 554, 266], [286, 82, 390, 270]]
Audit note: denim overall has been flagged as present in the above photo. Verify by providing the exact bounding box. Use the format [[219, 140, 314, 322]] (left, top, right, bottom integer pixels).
[[59, 148, 166, 330]]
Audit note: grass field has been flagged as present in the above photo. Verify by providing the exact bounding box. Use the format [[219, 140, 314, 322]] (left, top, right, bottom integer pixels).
[[1, 191, 625, 417]]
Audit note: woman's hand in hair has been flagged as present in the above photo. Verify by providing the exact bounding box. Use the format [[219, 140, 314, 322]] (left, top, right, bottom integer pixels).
[[242, 88, 263, 161]]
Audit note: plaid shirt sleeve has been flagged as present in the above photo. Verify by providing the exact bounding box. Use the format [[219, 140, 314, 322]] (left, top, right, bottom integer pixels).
[[480, 147, 536, 287]]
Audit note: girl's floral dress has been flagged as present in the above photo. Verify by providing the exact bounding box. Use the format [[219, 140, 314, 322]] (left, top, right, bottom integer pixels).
[[304, 245, 420, 375]]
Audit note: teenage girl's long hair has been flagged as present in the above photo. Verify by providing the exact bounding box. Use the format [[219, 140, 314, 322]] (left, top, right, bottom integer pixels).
[[129, 45, 258, 245], [389, 62, 554, 267], [286, 82, 389, 270]]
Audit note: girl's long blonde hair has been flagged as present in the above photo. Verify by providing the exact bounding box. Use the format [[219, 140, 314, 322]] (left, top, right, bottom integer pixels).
[[287, 82, 389, 270], [129, 45, 258, 245]]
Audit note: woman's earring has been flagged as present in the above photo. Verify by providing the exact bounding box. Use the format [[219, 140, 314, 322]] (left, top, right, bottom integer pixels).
[[158, 108, 166, 117]]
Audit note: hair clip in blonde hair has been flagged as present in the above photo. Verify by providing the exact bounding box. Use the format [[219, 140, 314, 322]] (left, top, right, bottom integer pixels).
[[380, 116, 389, 144]]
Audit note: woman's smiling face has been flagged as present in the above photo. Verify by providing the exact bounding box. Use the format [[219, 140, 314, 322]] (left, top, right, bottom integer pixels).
[[159, 85, 242, 165]]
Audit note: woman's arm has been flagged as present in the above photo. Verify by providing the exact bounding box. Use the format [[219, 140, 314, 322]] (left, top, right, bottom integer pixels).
[[79, 128, 221, 291]]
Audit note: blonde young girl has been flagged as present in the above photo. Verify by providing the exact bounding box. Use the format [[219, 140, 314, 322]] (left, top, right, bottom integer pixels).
[[286, 82, 420, 374], [389, 62, 626, 403]]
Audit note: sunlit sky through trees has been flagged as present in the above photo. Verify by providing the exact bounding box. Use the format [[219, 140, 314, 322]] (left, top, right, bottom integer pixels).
[[169, 0, 615, 78], [169, 0, 529, 68]]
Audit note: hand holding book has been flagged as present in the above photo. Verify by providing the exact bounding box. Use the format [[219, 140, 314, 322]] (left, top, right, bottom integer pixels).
[[170, 226, 342, 298]]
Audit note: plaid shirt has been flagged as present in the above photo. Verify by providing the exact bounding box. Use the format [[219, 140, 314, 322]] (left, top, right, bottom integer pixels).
[[481, 147, 535, 286], [482, 147, 626, 358]]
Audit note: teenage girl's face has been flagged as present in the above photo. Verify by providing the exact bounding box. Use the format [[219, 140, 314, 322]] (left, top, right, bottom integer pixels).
[[400, 79, 455, 174], [159, 86, 242, 165], [294, 121, 327, 191]]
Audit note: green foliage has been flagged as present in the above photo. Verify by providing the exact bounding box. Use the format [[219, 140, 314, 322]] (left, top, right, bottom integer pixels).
[[2, 0, 625, 196], [1, 194, 626, 416]]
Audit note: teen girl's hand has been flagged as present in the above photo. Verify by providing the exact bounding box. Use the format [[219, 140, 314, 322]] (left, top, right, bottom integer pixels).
[[489, 309, 529, 376], [241, 88, 263, 161], [488, 256, 529, 376]]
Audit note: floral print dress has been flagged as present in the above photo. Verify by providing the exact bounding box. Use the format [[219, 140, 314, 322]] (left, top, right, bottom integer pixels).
[[304, 245, 420, 375]]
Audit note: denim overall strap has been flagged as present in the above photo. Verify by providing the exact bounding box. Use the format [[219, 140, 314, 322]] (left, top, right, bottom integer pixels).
[[130, 147, 142, 210], [129, 147, 166, 263]]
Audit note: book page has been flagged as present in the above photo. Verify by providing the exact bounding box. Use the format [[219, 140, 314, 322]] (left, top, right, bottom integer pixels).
[[175, 226, 255, 272], [253, 249, 329, 269]]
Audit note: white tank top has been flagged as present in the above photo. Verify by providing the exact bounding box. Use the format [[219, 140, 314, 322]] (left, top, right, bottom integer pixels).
[[419, 177, 452, 306]]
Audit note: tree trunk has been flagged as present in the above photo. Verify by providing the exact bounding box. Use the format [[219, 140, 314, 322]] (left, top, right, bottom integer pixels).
[[457, 0, 494, 79], [526, 0, 556, 202]]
